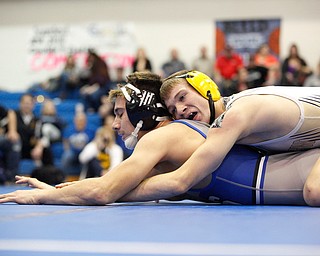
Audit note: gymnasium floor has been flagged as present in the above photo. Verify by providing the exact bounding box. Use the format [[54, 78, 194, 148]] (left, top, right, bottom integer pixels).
[[1, 185, 320, 256]]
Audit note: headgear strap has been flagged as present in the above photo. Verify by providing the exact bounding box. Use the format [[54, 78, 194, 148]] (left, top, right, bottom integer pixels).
[[176, 70, 220, 124]]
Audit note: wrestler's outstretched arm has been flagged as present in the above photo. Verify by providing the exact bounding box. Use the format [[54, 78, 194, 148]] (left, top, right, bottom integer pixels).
[[303, 157, 320, 206], [0, 127, 171, 205]]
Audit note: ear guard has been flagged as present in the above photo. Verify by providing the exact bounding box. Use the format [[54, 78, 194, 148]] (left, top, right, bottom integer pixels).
[[120, 83, 169, 130], [176, 70, 221, 101]]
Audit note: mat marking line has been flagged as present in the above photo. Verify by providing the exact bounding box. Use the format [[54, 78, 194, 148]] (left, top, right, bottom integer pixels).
[[0, 239, 319, 255]]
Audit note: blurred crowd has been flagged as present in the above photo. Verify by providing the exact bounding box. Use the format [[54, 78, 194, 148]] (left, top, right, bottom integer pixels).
[[27, 44, 320, 114]]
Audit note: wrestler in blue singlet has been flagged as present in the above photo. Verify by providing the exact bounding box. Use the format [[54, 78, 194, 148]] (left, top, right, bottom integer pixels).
[[173, 120, 267, 205], [174, 119, 318, 205]]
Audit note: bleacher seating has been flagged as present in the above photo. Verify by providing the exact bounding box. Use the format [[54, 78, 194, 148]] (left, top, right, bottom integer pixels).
[[0, 91, 102, 178]]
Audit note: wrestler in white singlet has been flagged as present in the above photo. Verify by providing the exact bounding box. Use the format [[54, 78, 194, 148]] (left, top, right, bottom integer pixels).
[[212, 86, 320, 153]]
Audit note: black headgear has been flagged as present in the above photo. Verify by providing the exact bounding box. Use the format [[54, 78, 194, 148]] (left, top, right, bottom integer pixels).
[[120, 83, 169, 130]]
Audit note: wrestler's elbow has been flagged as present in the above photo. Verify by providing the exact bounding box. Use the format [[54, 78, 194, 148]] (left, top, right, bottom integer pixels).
[[170, 174, 191, 195], [170, 180, 188, 195], [84, 186, 116, 205], [303, 182, 320, 207]]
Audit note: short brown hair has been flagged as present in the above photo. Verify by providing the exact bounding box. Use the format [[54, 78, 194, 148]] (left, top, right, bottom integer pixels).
[[160, 69, 189, 102], [108, 71, 163, 104], [108, 88, 124, 104]]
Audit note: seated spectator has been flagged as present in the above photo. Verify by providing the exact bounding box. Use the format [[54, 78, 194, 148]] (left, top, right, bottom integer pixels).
[[58, 54, 81, 99], [80, 49, 111, 112], [214, 45, 244, 90], [32, 99, 66, 167], [108, 66, 127, 91], [0, 105, 20, 184], [99, 66, 127, 118], [281, 44, 311, 86], [246, 54, 268, 87], [28, 78, 60, 98], [162, 48, 186, 77], [192, 46, 214, 78], [281, 43, 312, 86], [254, 43, 280, 69], [28, 54, 81, 99], [221, 67, 250, 96], [132, 48, 152, 72], [79, 125, 123, 179], [15, 94, 53, 165], [61, 111, 95, 178], [303, 59, 320, 87]]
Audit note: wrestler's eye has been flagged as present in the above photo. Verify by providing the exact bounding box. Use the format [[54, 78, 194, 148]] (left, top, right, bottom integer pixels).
[[179, 94, 185, 102], [115, 109, 124, 118], [169, 107, 176, 116]]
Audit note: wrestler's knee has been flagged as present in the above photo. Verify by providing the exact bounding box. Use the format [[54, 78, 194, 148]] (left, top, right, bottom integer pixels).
[[303, 181, 320, 207]]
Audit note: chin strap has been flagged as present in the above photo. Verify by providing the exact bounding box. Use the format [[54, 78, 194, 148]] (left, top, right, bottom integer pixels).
[[207, 90, 215, 124], [124, 120, 143, 150]]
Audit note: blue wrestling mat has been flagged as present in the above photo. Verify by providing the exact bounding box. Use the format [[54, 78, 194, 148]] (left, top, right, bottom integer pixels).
[[1, 185, 320, 256]]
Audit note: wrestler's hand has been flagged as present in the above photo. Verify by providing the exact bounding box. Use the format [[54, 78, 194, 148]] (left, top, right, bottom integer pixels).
[[55, 181, 78, 189], [0, 189, 41, 204], [15, 175, 54, 190]]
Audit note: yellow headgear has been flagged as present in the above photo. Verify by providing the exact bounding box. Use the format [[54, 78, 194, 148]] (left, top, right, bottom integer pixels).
[[176, 70, 221, 101]]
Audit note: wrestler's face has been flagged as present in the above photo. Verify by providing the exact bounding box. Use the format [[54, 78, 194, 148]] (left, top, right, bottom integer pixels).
[[164, 80, 211, 123], [112, 96, 135, 142]]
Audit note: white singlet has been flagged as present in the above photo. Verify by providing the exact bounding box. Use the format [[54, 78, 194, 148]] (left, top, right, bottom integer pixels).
[[213, 86, 320, 153]]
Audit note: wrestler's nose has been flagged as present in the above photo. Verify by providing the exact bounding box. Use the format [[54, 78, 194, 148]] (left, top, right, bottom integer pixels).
[[176, 103, 187, 119], [112, 117, 120, 131]]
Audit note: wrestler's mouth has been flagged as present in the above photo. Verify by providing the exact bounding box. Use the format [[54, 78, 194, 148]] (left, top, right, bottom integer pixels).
[[187, 112, 197, 120]]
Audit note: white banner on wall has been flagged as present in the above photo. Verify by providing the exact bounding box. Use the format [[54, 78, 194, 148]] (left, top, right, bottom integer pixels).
[[0, 22, 137, 91]]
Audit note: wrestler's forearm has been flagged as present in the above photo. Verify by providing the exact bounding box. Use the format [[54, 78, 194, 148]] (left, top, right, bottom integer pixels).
[[119, 172, 183, 202], [34, 177, 109, 205], [37, 164, 146, 205], [121, 162, 212, 202]]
